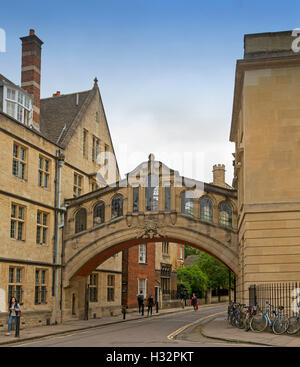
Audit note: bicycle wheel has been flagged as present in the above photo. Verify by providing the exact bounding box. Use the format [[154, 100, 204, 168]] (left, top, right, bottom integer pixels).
[[272, 316, 289, 335], [244, 315, 252, 331], [286, 316, 300, 335], [235, 312, 246, 329], [250, 314, 267, 332]]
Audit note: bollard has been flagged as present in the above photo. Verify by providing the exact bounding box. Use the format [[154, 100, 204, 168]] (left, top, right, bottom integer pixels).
[[15, 315, 20, 337], [155, 302, 159, 313], [121, 305, 127, 320]]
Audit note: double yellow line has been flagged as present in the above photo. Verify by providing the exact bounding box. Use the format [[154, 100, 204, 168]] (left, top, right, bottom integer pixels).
[[167, 311, 225, 340]]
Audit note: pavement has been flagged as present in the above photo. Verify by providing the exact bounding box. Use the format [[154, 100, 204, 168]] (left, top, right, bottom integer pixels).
[[199, 315, 300, 347], [2, 303, 300, 347]]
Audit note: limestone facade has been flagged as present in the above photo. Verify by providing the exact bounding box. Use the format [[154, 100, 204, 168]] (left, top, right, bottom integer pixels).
[[230, 30, 300, 302]]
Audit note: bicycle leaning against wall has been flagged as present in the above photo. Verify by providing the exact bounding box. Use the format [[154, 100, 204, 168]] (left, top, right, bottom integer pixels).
[[250, 301, 289, 335], [286, 302, 300, 335]]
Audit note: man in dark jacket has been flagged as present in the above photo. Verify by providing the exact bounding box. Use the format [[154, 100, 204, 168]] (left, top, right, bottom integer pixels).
[[147, 295, 154, 316], [137, 290, 144, 315]]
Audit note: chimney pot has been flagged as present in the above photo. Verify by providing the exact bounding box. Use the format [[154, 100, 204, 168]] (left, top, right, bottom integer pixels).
[[29, 29, 35, 35]]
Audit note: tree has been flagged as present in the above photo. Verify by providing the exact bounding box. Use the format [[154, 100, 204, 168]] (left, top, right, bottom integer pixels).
[[196, 251, 231, 291], [184, 245, 200, 259], [177, 264, 208, 298]]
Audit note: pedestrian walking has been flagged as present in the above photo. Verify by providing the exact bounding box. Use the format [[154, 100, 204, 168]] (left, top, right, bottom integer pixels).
[[147, 295, 154, 316], [191, 293, 198, 311], [180, 291, 185, 309], [137, 290, 144, 316], [6, 297, 21, 337]]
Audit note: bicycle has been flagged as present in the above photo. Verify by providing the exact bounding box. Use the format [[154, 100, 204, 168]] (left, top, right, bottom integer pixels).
[[243, 305, 257, 331], [250, 302, 289, 335], [234, 303, 247, 329], [287, 303, 300, 335]]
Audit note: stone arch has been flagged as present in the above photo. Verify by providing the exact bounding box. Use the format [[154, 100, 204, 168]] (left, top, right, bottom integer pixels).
[[63, 217, 238, 287]]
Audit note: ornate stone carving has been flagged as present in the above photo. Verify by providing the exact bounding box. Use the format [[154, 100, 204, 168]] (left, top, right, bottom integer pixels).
[[135, 214, 166, 239]]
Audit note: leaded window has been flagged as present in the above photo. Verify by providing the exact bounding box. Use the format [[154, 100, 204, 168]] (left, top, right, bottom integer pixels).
[[219, 202, 232, 228], [181, 191, 194, 216], [146, 174, 159, 211], [200, 197, 213, 222], [93, 202, 105, 226], [75, 208, 87, 233], [111, 195, 123, 219]]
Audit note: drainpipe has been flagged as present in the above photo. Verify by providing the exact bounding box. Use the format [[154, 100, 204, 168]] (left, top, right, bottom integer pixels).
[[54, 150, 65, 324]]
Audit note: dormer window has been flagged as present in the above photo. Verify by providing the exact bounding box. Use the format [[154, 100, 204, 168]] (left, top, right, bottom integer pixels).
[[4, 86, 32, 126]]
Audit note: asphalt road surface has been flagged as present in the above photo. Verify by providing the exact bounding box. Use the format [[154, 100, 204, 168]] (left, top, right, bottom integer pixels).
[[10, 304, 251, 347]]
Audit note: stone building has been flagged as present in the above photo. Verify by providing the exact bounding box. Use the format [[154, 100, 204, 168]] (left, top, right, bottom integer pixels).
[[0, 29, 122, 328], [230, 30, 300, 302]]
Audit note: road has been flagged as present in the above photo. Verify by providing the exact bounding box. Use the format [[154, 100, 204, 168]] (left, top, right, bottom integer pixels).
[[9, 304, 250, 347]]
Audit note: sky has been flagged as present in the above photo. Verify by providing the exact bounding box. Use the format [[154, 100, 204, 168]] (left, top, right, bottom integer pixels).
[[1, 0, 300, 184]]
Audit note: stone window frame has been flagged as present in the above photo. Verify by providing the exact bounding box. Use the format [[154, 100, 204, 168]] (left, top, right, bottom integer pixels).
[[8, 266, 23, 303], [73, 172, 83, 197], [218, 201, 233, 228], [138, 278, 147, 298], [138, 244, 147, 264], [93, 201, 105, 226], [34, 268, 48, 305], [89, 273, 98, 302], [38, 155, 50, 189], [200, 197, 213, 223], [12, 142, 27, 180], [111, 194, 123, 219], [36, 210, 49, 245], [75, 208, 87, 234], [181, 191, 194, 216], [107, 274, 115, 302], [145, 174, 159, 211], [10, 203, 25, 241]]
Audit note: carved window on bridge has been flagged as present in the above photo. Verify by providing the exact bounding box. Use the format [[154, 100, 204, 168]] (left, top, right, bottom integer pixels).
[[111, 195, 123, 219], [181, 191, 194, 216], [133, 187, 139, 212], [218, 202, 232, 228], [75, 208, 87, 233], [146, 174, 159, 211], [200, 197, 213, 223], [93, 202, 105, 226]]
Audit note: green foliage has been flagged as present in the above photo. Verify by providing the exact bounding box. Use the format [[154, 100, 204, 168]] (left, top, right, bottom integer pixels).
[[184, 245, 200, 259], [177, 264, 208, 298], [196, 251, 232, 290], [177, 280, 192, 298]]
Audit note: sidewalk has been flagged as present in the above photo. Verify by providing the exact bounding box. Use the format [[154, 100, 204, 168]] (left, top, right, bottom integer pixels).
[[0, 305, 197, 346], [200, 314, 300, 347]]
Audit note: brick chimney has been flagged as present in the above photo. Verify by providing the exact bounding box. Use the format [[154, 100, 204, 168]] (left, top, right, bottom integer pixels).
[[212, 164, 226, 187], [20, 29, 43, 129], [52, 91, 61, 97]]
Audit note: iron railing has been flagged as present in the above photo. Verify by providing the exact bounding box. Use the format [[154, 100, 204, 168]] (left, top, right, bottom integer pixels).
[[249, 282, 300, 317]]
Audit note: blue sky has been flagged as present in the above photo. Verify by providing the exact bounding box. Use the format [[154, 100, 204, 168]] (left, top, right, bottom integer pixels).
[[1, 0, 300, 183]]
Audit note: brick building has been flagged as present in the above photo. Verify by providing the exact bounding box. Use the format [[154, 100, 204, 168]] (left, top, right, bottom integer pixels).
[[122, 242, 184, 310]]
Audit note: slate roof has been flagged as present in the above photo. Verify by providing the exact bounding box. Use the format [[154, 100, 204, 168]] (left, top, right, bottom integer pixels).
[[40, 88, 94, 146]]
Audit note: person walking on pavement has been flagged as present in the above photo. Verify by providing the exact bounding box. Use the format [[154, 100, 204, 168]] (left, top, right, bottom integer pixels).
[[180, 291, 185, 309], [147, 294, 154, 316], [6, 297, 21, 336], [137, 290, 144, 315], [191, 293, 198, 311]]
